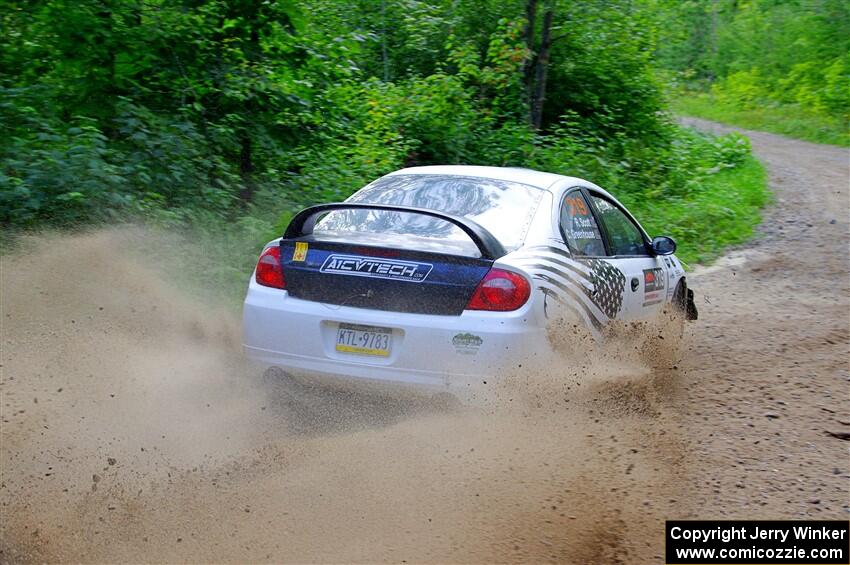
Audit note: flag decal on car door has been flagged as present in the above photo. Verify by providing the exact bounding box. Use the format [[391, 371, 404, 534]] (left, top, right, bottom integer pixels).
[[512, 244, 625, 331], [584, 258, 626, 319]]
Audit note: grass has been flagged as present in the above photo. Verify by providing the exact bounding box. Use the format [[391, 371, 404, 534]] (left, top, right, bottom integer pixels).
[[671, 93, 849, 147], [626, 155, 770, 266]]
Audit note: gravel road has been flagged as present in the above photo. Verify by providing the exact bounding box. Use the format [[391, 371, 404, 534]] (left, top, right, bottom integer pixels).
[[1, 119, 847, 563], [678, 118, 849, 519]]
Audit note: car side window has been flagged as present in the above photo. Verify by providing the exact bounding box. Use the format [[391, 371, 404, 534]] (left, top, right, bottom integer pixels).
[[588, 194, 648, 256], [560, 190, 606, 257]]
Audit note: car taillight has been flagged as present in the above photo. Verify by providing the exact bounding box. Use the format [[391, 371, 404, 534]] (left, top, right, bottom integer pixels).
[[255, 246, 286, 289], [466, 268, 530, 311]]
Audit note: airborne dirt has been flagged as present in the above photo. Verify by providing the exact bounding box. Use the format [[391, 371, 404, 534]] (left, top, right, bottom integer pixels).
[[1, 121, 848, 563]]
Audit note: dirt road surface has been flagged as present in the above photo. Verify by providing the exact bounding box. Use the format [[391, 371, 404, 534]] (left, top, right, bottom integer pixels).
[[678, 118, 849, 518], [1, 120, 848, 563]]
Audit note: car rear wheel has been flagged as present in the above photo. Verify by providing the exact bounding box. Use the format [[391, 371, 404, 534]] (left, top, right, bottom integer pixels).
[[666, 280, 688, 340], [673, 280, 688, 315], [636, 281, 687, 370]]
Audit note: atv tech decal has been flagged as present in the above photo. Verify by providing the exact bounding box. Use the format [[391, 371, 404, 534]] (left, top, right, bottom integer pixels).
[[642, 267, 665, 307], [319, 254, 433, 282]]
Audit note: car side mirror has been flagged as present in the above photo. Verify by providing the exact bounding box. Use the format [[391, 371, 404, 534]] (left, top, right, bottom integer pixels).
[[651, 235, 677, 256]]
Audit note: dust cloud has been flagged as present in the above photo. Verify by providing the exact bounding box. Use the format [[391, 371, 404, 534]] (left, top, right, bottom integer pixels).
[[1, 229, 689, 563]]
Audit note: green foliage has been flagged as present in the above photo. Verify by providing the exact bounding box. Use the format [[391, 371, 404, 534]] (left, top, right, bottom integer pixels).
[[628, 156, 769, 265], [671, 94, 850, 147], [0, 89, 243, 226], [530, 117, 753, 209], [545, 1, 666, 137], [2, 0, 769, 288], [712, 69, 766, 109], [658, 0, 850, 140]]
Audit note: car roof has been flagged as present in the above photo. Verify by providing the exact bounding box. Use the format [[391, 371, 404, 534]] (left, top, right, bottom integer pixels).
[[387, 165, 592, 192]]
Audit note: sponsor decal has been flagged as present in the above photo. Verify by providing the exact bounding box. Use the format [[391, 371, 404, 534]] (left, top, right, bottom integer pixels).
[[293, 242, 309, 261], [643, 268, 665, 293], [642, 268, 665, 306], [452, 332, 483, 355], [320, 254, 433, 282]]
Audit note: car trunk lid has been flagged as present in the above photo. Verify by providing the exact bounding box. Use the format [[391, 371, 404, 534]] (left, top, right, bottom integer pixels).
[[277, 202, 507, 316], [279, 239, 492, 315]]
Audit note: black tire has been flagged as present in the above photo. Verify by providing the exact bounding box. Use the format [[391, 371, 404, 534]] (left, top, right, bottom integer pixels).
[[665, 280, 687, 345], [672, 280, 688, 315]]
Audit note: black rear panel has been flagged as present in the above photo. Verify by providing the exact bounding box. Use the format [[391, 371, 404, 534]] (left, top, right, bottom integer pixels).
[[280, 239, 492, 316]]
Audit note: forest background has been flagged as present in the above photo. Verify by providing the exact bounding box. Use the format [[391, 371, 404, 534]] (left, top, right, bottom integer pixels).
[[2, 0, 846, 302]]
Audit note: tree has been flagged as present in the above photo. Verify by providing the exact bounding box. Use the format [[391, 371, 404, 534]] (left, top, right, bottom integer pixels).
[[524, 0, 556, 130]]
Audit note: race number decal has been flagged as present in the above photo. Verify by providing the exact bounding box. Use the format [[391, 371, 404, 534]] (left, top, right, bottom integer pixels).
[[564, 195, 590, 217]]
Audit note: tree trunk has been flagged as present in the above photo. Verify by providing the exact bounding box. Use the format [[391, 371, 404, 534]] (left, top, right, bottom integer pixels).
[[707, 0, 718, 81], [239, 1, 262, 202], [239, 134, 255, 202], [530, 5, 554, 130], [381, 0, 390, 81], [96, 3, 117, 136], [522, 0, 538, 100]]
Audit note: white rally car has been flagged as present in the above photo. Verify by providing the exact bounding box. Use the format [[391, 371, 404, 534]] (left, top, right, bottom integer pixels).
[[243, 166, 697, 391]]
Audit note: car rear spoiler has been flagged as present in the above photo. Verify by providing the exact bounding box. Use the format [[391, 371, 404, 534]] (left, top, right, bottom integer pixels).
[[283, 202, 507, 260]]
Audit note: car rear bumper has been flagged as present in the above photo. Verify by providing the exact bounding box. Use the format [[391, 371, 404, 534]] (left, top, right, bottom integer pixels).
[[242, 280, 550, 391]]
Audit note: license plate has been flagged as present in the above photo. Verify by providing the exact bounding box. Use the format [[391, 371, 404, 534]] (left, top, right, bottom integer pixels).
[[335, 323, 392, 357]]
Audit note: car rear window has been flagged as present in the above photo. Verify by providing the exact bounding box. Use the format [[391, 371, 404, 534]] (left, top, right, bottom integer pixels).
[[315, 174, 544, 253]]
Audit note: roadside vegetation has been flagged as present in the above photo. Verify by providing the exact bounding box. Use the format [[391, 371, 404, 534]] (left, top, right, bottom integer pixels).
[[658, 0, 849, 147], [669, 96, 849, 147], [2, 0, 774, 304]]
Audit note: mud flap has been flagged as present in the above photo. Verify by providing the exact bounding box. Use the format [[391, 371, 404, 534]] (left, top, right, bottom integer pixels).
[[686, 288, 698, 320]]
